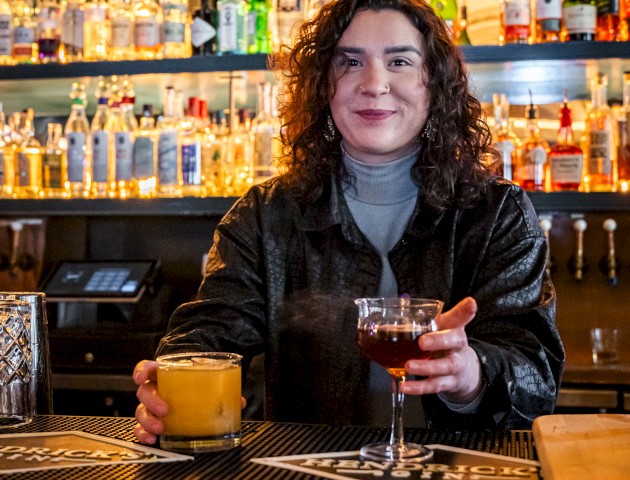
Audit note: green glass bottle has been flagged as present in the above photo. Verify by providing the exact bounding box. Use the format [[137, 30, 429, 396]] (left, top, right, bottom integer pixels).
[[456, 1, 471, 46], [246, 0, 271, 53], [429, 0, 457, 36]]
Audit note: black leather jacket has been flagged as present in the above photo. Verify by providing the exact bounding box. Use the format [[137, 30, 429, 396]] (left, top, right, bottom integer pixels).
[[157, 175, 565, 430]]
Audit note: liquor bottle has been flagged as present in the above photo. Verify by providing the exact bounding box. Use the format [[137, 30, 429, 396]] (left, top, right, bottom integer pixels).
[[12, 0, 37, 64], [429, 0, 457, 36], [14, 108, 42, 198], [61, 0, 85, 62], [0, 0, 12, 65], [217, 0, 246, 54], [224, 109, 252, 195], [64, 81, 91, 197], [179, 96, 203, 196], [500, 0, 531, 45], [3, 112, 22, 197], [191, 0, 217, 55], [562, 0, 596, 41], [112, 79, 136, 198], [250, 82, 279, 184], [90, 76, 113, 197], [582, 72, 616, 192], [110, 0, 135, 60], [37, 0, 61, 63], [491, 93, 520, 183], [133, 0, 163, 60], [201, 109, 227, 196], [42, 122, 68, 198], [535, 0, 562, 42], [0, 110, 8, 197], [456, 1, 471, 46], [83, 0, 110, 61], [133, 104, 158, 197], [549, 92, 584, 191], [162, 0, 190, 58], [275, 0, 304, 48], [596, 0, 621, 41], [518, 91, 549, 191], [247, 0, 271, 53], [616, 72, 630, 190], [625, 0, 630, 40], [157, 86, 182, 196]]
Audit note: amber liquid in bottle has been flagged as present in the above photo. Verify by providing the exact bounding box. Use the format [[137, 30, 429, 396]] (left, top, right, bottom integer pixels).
[[549, 97, 584, 191]]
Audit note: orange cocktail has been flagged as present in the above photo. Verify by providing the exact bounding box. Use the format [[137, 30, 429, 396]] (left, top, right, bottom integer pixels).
[[157, 352, 242, 452]]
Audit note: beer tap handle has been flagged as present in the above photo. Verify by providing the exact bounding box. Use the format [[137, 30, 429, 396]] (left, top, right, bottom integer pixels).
[[539, 217, 555, 277], [602, 218, 619, 286], [572, 218, 587, 283]]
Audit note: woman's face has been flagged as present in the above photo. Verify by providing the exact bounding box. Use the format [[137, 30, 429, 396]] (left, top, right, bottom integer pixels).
[[329, 9, 429, 164]]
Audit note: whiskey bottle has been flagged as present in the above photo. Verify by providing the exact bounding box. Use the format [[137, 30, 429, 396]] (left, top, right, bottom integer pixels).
[[617, 72, 630, 190], [191, 0, 217, 55], [518, 91, 549, 191], [491, 93, 520, 183], [549, 93, 583, 191], [429, 0, 457, 36], [500, 0, 531, 45], [535, 0, 561, 42], [133, 104, 158, 197], [65, 82, 91, 197], [133, 0, 163, 60], [162, 0, 190, 58], [14, 108, 42, 198], [595, 0, 621, 41], [583, 73, 616, 192], [42, 122, 68, 198], [562, 0, 596, 41], [0, 0, 12, 65]]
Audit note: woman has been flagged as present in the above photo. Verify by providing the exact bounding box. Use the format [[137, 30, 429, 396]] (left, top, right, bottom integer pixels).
[[134, 0, 564, 444]]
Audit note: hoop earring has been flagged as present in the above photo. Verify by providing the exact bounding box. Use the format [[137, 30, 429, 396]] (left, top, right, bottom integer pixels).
[[324, 113, 336, 142], [421, 116, 437, 142]]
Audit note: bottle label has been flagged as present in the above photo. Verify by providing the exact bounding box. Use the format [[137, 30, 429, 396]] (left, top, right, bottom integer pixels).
[[525, 145, 548, 165], [504, 1, 531, 26], [133, 137, 155, 177], [163, 21, 186, 44], [115, 132, 133, 181], [191, 17, 216, 47], [563, 5, 596, 35], [589, 130, 612, 174], [67, 132, 86, 183], [158, 130, 179, 184], [92, 130, 109, 182], [43, 152, 63, 188], [550, 153, 583, 183], [536, 0, 562, 19], [111, 16, 132, 48], [13, 26, 35, 45], [0, 14, 11, 56], [61, 8, 85, 49], [16, 152, 30, 186], [219, 4, 240, 53], [135, 20, 160, 47], [181, 143, 201, 185], [495, 140, 515, 181]]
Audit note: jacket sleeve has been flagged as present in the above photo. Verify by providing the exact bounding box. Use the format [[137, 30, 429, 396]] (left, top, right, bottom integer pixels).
[[424, 184, 565, 430]]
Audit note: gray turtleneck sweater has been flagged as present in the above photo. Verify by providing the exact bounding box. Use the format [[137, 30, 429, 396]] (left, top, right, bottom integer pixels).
[[341, 146, 426, 427]]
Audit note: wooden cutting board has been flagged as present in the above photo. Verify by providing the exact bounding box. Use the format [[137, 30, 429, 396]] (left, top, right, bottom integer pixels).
[[533, 414, 630, 480]]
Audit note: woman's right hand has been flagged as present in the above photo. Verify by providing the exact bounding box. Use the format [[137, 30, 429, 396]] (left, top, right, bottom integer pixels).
[[133, 359, 169, 445]]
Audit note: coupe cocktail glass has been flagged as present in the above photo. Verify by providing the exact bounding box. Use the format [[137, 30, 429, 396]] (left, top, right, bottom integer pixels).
[[355, 297, 443, 462]]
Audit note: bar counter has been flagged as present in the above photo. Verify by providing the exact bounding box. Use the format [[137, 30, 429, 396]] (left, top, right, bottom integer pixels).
[[0, 416, 536, 479]]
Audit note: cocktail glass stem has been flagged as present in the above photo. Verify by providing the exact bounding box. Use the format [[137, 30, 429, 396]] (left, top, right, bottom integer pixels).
[[390, 375, 405, 452]]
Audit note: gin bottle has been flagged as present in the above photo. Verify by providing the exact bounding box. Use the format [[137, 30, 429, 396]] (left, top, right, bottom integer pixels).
[[217, 0, 246, 54], [133, 104, 158, 197], [0, 0, 12, 65], [246, 0, 271, 53], [161, 0, 190, 58], [64, 82, 91, 197], [90, 76, 113, 198], [275, 0, 304, 48], [157, 86, 181, 196], [42, 122, 68, 198]]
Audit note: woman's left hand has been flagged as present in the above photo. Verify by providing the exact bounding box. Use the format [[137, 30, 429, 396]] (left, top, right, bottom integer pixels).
[[401, 296, 483, 404]]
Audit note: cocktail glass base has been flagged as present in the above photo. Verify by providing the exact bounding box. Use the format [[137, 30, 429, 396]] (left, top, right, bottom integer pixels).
[[360, 442, 433, 462], [159, 432, 241, 453], [0, 415, 32, 429]]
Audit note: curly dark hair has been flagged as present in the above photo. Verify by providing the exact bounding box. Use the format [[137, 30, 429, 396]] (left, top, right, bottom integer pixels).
[[273, 0, 497, 211]]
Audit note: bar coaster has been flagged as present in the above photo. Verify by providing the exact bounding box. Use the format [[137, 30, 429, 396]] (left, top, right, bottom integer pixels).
[[252, 445, 541, 480], [0, 431, 193, 474]]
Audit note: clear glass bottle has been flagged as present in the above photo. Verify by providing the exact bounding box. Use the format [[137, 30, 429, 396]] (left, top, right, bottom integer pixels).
[[201, 109, 227, 196], [191, 0, 217, 55], [90, 76, 113, 197], [110, 0, 135, 60], [161, 0, 190, 58], [110, 79, 136, 198], [275, 0, 304, 48], [616, 72, 630, 190], [250, 82, 279, 184], [246, 0, 271, 53], [61, 0, 85, 62], [519, 92, 549, 191], [133, 0, 163, 59], [42, 122, 68, 198], [500, 0, 531, 45], [0, 109, 7, 197], [37, 0, 62, 63], [83, 0, 110, 61], [549, 93, 584, 191], [582, 72, 616, 192], [429, 0, 457, 36], [217, 0, 246, 54], [535, 0, 562, 42], [14, 108, 42, 198], [64, 81, 91, 197], [12, 0, 37, 64], [0, 0, 12, 65], [133, 104, 158, 197], [157, 86, 181, 196], [562, 0, 596, 41], [180, 96, 203, 196], [224, 108, 252, 196], [3, 112, 22, 198], [491, 93, 520, 183]]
